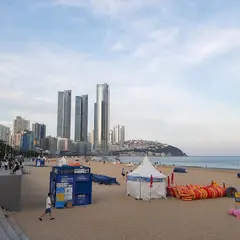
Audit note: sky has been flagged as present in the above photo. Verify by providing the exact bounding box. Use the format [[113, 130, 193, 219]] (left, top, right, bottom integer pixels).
[[0, 0, 240, 156]]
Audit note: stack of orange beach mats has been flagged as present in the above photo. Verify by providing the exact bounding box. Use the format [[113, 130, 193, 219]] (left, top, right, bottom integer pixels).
[[167, 182, 226, 201]]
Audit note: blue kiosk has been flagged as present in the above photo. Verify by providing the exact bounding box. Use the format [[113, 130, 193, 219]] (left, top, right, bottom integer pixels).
[[49, 165, 92, 208], [35, 157, 45, 167]]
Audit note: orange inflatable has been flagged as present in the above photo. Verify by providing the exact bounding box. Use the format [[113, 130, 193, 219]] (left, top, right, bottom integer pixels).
[[167, 182, 226, 201]]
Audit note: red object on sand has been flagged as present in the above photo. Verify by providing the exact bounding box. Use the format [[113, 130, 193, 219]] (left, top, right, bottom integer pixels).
[[167, 175, 170, 187], [171, 172, 174, 185], [150, 175, 153, 188]]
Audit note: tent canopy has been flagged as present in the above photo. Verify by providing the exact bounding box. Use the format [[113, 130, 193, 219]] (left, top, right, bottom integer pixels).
[[56, 156, 68, 166], [128, 156, 166, 179], [127, 156, 166, 200]]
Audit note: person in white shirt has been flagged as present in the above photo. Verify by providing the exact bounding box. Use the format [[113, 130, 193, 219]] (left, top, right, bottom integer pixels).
[[39, 193, 55, 221]]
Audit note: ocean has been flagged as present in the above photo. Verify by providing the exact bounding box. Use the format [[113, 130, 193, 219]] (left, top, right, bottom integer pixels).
[[119, 156, 240, 170]]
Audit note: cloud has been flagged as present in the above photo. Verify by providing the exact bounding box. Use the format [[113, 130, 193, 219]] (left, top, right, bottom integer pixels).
[[111, 42, 125, 52], [1, 0, 240, 155], [54, 0, 162, 18]]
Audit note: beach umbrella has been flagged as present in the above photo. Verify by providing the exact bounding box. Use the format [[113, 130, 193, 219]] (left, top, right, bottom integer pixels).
[[171, 172, 174, 185], [167, 175, 170, 187], [150, 175, 153, 188]]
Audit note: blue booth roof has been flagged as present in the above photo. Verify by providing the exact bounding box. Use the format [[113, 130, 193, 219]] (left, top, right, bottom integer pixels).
[[52, 165, 91, 174]]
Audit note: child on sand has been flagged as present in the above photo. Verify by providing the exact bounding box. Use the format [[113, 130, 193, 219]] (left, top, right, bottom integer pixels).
[[39, 193, 55, 221]]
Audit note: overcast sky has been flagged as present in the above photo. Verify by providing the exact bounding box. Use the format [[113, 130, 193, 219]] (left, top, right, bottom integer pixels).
[[0, 0, 240, 156]]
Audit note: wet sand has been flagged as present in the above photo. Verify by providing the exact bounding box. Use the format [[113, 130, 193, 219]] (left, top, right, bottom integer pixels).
[[12, 161, 240, 240]]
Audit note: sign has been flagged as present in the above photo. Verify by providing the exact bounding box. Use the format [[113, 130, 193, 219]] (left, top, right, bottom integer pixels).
[[59, 176, 73, 203], [55, 187, 65, 208], [75, 174, 90, 182], [235, 192, 240, 203], [75, 194, 88, 205], [74, 168, 89, 174]]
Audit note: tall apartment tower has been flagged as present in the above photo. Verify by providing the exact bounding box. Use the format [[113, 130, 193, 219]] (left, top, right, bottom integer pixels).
[[94, 83, 110, 151], [113, 125, 125, 144], [32, 123, 46, 145], [0, 124, 10, 143], [109, 130, 113, 144], [13, 116, 30, 134], [75, 95, 88, 142], [57, 90, 71, 138]]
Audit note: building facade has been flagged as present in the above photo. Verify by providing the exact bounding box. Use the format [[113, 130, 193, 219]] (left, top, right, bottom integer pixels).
[[13, 116, 30, 134], [20, 131, 34, 152], [75, 95, 88, 142], [109, 130, 113, 144], [0, 124, 10, 143], [57, 90, 71, 138], [94, 83, 110, 151], [32, 123, 46, 146], [41, 136, 57, 153], [113, 125, 125, 144]]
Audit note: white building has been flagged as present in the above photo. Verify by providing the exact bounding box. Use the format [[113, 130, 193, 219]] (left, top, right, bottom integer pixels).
[[13, 116, 30, 134], [113, 125, 125, 144], [0, 124, 10, 143]]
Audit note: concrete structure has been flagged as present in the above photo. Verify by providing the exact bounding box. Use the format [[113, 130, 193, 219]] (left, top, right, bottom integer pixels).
[[57, 138, 73, 152], [41, 136, 57, 153], [73, 141, 91, 155], [13, 116, 30, 134], [75, 95, 88, 142], [32, 123, 46, 146], [0, 171, 22, 211], [0, 124, 10, 143], [57, 90, 72, 138], [113, 125, 125, 144], [94, 83, 110, 151]]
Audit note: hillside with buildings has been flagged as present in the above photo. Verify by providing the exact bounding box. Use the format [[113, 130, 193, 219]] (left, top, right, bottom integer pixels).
[[110, 139, 187, 157]]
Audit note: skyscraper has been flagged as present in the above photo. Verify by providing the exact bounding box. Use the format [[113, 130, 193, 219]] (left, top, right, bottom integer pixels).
[[13, 116, 30, 134], [57, 90, 71, 138], [94, 83, 110, 151], [0, 124, 10, 143], [32, 123, 46, 145], [75, 95, 88, 142], [113, 125, 125, 144]]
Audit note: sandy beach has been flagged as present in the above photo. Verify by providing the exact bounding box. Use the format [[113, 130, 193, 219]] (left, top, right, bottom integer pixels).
[[11, 161, 240, 240]]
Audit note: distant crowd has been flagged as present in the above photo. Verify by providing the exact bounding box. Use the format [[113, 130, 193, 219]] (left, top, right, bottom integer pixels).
[[0, 155, 24, 174]]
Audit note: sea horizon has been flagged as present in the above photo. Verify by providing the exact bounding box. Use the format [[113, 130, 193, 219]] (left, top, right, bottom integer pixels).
[[119, 156, 240, 170]]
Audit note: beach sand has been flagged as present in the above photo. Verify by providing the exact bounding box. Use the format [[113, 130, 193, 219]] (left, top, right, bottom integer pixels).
[[12, 161, 240, 240]]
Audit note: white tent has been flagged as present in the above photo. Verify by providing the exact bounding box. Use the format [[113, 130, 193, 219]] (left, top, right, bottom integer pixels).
[[56, 157, 68, 167], [127, 156, 167, 200]]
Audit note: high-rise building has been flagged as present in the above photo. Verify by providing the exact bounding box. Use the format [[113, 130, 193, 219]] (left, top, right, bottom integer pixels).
[[41, 136, 57, 153], [57, 90, 71, 138], [13, 116, 30, 134], [0, 124, 10, 143], [94, 83, 110, 151], [120, 125, 125, 143], [113, 125, 125, 144], [109, 130, 113, 144], [32, 123, 46, 145], [75, 95, 88, 142], [20, 130, 34, 152], [88, 130, 94, 144]]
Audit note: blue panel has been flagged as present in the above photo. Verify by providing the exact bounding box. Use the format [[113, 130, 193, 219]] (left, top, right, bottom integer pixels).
[[74, 193, 91, 205], [75, 174, 90, 182]]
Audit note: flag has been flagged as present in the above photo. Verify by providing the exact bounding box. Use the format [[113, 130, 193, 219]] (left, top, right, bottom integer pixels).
[[150, 175, 153, 188]]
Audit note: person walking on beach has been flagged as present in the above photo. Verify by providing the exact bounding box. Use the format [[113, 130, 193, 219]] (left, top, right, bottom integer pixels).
[[39, 193, 55, 221], [121, 168, 125, 178]]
